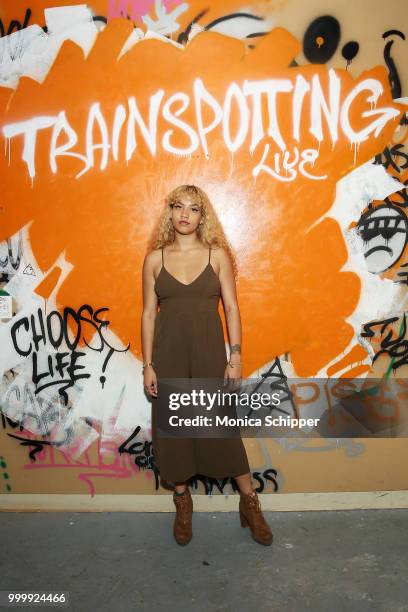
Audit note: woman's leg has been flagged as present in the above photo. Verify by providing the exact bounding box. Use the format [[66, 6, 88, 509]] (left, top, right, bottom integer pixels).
[[174, 481, 188, 494], [234, 472, 253, 494]]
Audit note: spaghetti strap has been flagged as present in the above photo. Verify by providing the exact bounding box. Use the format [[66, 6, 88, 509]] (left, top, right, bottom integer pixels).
[[161, 247, 164, 267], [208, 247, 211, 263]]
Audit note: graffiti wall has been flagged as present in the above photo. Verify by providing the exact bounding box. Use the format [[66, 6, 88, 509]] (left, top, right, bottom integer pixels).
[[0, 0, 407, 500]]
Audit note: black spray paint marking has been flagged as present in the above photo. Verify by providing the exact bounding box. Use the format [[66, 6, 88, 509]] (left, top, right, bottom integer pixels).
[[361, 314, 408, 371], [187, 468, 278, 496], [251, 357, 298, 419], [119, 425, 160, 490], [383, 29, 405, 100], [177, 9, 208, 45], [342, 41, 359, 68], [6, 433, 52, 462], [0, 232, 23, 271], [10, 304, 130, 404], [0, 8, 31, 38], [204, 12, 264, 31], [396, 262, 408, 286], [303, 15, 341, 64], [374, 144, 408, 175]]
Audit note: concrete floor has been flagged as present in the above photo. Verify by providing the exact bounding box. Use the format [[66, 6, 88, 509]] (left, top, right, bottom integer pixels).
[[1, 509, 407, 612]]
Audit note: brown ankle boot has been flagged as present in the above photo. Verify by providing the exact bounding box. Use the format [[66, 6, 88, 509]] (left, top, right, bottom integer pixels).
[[239, 490, 273, 546], [172, 488, 193, 545]]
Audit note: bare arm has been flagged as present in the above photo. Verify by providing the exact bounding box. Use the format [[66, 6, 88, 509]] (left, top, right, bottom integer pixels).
[[218, 248, 241, 367], [141, 251, 158, 366]]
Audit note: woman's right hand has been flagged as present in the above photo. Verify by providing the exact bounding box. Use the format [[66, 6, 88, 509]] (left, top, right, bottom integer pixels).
[[143, 365, 158, 397]]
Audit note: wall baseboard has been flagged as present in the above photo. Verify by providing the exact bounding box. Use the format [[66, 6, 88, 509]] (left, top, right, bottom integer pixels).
[[1, 491, 408, 512]]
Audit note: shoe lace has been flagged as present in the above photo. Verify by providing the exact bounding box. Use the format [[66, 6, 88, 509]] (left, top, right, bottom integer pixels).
[[174, 493, 191, 525], [175, 495, 187, 507], [248, 494, 261, 512]]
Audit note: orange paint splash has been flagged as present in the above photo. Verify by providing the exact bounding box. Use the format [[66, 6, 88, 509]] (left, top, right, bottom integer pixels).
[[0, 20, 403, 378]]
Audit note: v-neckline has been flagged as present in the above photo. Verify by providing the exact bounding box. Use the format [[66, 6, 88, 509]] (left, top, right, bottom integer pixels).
[[161, 262, 211, 287]]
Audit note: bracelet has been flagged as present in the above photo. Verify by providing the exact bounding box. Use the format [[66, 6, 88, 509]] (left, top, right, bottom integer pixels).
[[142, 361, 155, 371], [228, 361, 242, 367]]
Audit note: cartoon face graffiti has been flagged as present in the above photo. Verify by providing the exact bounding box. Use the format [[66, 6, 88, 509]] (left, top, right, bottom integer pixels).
[[356, 204, 408, 274]]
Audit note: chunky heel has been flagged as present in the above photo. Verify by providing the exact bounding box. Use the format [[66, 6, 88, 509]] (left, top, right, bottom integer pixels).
[[240, 510, 249, 528], [239, 490, 273, 546]]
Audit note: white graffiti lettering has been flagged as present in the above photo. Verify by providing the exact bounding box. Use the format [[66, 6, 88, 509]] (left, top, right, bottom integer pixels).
[[2, 70, 400, 181]]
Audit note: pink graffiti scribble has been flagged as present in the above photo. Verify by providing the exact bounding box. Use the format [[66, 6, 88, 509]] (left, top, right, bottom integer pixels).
[[22, 434, 153, 497], [108, 0, 185, 22]]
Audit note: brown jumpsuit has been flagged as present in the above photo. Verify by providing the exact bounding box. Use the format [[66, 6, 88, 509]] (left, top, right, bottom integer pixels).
[[151, 246, 250, 483]]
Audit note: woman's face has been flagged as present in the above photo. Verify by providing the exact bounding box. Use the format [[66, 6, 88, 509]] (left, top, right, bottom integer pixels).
[[170, 194, 203, 234]]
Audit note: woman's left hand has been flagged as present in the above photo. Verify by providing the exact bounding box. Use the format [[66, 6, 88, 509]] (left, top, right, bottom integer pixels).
[[224, 362, 242, 390]]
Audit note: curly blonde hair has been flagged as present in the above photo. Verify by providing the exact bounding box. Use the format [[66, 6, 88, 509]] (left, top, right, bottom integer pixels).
[[146, 184, 238, 278]]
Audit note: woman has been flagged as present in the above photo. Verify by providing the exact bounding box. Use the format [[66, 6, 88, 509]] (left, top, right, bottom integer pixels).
[[141, 184, 273, 547]]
